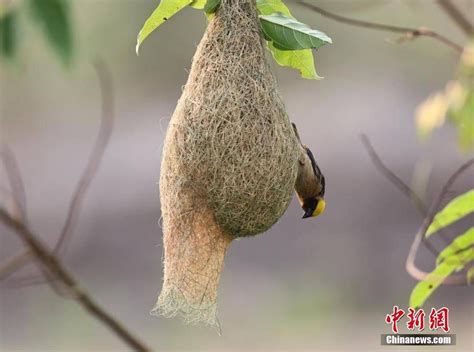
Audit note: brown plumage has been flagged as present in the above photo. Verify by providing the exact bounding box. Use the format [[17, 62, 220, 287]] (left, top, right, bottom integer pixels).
[[292, 123, 326, 218]]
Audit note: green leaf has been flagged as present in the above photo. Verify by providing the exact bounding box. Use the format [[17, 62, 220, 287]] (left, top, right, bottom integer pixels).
[[204, 0, 220, 14], [28, 0, 73, 65], [136, 0, 192, 54], [268, 43, 321, 79], [426, 190, 474, 237], [409, 248, 473, 308], [437, 228, 474, 265], [0, 10, 16, 59], [256, 0, 292, 16], [256, 0, 326, 79], [259, 13, 331, 51]]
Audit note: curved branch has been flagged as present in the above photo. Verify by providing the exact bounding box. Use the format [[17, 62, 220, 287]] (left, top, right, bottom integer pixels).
[[0, 146, 33, 281], [361, 135, 474, 285], [297, 1, 464, 54], [0, 145, 28, 224], [360, 135, 447, 256], [54, 60, 115, 257], [436, 0, 473, 36], [0, 208, 150, 351], [360, 135, 425, 213], [406, 158, 474, 285], [0, 60, 115, 286], [0, 250, 31, 280]]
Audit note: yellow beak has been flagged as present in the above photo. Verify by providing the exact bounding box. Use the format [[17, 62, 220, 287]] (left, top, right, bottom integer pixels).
[[312, 199, 326, 217]]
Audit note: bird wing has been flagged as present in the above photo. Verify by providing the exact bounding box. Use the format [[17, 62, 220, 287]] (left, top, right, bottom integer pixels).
[[305, 147, 325, 196]]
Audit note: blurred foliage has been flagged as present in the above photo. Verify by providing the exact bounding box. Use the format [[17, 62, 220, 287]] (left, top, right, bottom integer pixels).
[[135, 0, 331, 79], [0, 9, 17, 59], [436, 228, 474, 266], [410, 190, 474, 308], [28, 0, 73, 65], [416, 42, 474, 150], [0, 0, 73, 65], [410, 235, 473, 308], [426, 190, 474, 237]]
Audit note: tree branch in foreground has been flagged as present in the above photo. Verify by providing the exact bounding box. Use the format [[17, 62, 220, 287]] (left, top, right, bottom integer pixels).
[[436, 0, 473, 36], [0, 145, 31, 281], [0, 144, 29, 224], [0, 208, 151, 351], [297, 1, 464, 54], [361, 135, 473, 285], [0, 60, 115, 286], [406, 158, 474, 285], [53, 60, 115, 258], [360, 135, 446, 256], [0, 249, 31, 281]]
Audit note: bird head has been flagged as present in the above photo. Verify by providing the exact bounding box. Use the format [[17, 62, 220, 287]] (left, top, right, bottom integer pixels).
[[302, 196, 326, 219]]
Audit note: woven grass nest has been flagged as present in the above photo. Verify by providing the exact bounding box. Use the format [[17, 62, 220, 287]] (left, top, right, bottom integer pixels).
[[152, 0, 299, 326]]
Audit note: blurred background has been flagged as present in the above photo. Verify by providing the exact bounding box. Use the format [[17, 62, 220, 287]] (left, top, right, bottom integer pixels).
[[1, 0, 473, 351]]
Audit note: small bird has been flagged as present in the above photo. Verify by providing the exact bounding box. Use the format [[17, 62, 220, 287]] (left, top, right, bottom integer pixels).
[[292, 123, 326, 219]]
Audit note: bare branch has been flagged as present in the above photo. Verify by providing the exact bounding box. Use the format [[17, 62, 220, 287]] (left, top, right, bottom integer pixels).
[[0, 208, 151, 351], [406, 158, 474, 286], [0, 61, 115, 286], [360, 135, 426, 213], [297, 1, 464, 54], [436, 0, 473, 36], [405, 231, 467, 285], [0, 250, 31, 281], [53, 60, 115, 257], [0, 146, 35, 280], [360, 135, 473, 285], [421, 158, 474, 238], [360, 135, 445, 256], [0, 145, 29, 224]]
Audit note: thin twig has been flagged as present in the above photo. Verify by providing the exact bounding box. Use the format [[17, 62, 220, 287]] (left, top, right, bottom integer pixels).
[[0, 250, 31, 280], [0, 145, 29, 224], [421, 158, 474, 238], [406, 158, 474, 285], [360, 135, 446, 256], [324, 0, 390, 14], [0, 146, 34, 280], [0, 60, 115, 286], [297, 1, 464, 54], [54, 59, 115, 257], [436, 0, 473, 36], [361, 135, 473, 284], [0, 208, 151, 351], [360, 135, 426, 212]]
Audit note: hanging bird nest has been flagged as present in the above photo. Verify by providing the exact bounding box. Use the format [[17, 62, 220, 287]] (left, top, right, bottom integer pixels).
[[152, 0, 299, 326]]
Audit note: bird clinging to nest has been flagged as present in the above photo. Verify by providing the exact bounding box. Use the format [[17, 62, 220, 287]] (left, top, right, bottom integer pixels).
[[292, 123, 326, 219]]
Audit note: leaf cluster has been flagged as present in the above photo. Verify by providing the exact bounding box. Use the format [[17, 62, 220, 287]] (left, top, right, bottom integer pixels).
[[415, 42, 474, 150], [0, 0, 73, 65], [410, 190, 474, 308], [136, 0, 332, 79]]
